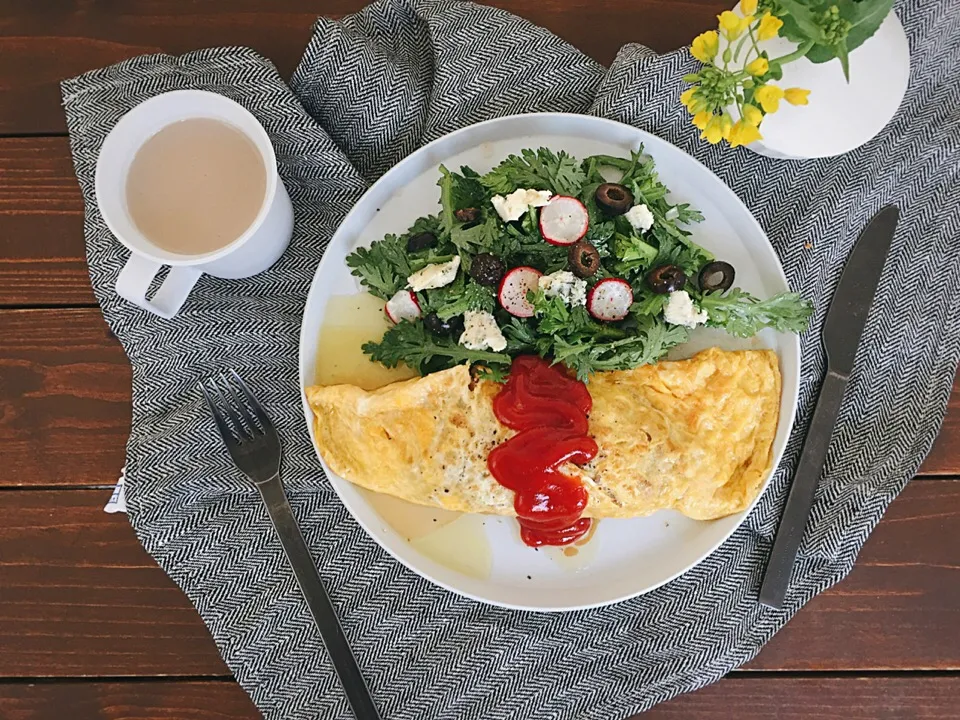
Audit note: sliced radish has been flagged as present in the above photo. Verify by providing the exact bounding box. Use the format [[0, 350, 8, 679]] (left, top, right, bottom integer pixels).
[[498, 266, 543, 318], [539, 196, 589, 246], [385, 290, 421, 324], [587, 279, 633, 322]]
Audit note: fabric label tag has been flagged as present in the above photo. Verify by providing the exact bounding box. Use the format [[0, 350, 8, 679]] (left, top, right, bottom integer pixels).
[[104, 468, 127, 514]]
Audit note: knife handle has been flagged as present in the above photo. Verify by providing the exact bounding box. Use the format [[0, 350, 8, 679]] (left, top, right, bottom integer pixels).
[[257, 475, 383, 720], [759, 369, 848, 609]]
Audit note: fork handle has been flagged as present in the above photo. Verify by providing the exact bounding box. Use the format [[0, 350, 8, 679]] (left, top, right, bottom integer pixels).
[[256, 475, 382, 720]]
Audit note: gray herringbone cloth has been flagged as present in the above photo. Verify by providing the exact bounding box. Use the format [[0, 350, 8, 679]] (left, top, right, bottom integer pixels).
[[62, 0, 959, 717]]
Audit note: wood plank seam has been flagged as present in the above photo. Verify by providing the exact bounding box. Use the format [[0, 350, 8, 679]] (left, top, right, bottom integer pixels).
[[4, 670, 960, 684]]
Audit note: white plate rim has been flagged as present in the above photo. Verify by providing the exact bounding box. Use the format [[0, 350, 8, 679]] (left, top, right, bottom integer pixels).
[[298, 112, 800, 612]]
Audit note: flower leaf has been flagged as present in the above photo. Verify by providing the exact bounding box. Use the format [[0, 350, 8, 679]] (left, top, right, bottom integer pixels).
[[835, 41, 850, 82], [776, 0, 824, 41], [805, 0, 893, 62], [838, 0, 894, 51]]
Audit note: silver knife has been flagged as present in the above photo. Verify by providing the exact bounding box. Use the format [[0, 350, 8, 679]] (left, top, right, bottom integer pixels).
[[759, 205, 899, 609]]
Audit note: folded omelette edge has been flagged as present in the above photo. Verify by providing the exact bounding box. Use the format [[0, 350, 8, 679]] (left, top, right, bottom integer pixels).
[[305, 347, 781, 521]]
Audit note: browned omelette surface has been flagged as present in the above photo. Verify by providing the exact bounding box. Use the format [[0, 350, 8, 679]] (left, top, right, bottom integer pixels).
[[305, 347, 781, 521]]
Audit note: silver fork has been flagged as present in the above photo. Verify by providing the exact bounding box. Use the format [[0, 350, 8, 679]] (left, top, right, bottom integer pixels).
[[200, 371, 382, 720]]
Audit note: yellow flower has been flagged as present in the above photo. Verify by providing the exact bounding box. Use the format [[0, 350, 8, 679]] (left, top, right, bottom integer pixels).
[[702, 115, 729, 144], [757, 13, 783, 41], [720, 114, 733, 138], [718, 10, 753, 40], [741, 0, 758, 15], [690, 31, 720, 63], [728, 120, 763, 148], [745, 57, 769, 77], [692, 111, 712, 131], [754, 84, 785, 113], [784, 87, 811, 106], [680, 87, 697, 110], [742, 103, 763, 127]]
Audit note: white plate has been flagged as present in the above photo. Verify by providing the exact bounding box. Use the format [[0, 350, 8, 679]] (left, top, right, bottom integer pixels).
[[299, 113, 799, 611]]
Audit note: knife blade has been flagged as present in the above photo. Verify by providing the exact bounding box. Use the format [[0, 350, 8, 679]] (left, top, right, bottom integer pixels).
[[759, 205, 899, 609]]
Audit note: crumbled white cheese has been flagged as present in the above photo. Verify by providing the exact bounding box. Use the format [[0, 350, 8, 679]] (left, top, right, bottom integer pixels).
[[407, 256, 461, 292], [663, 290, 709, 329], [490, 188, 553, 222], [538, 270, 587, 307], [665, 206, 680, 222], [625, 203, 655, 232], [459, 310, 507, 352]]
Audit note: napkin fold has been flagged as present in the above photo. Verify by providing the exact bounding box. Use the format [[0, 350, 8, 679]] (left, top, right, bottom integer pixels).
[[64, 0, 959, 718]]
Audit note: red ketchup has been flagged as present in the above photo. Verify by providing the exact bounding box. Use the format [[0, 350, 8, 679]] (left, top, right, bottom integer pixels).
[[487, 355, 598, 547]]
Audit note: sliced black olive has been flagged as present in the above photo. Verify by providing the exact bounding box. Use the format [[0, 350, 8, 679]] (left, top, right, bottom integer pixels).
[[568, 242, 601, 278], [406, 231, 436, 253], [423, 312, 443, 334], [469, 253, 506, 287], [647, 264, 687, 294], [423, 312, 464, 337], [454, 207, 479, 224], [698, 261, 736, 292], [447, 314, 465, 337], [595, 183, 634, 215]]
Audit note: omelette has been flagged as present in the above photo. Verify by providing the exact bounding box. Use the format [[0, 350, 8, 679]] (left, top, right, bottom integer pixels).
[[305, 347, 781, 521]]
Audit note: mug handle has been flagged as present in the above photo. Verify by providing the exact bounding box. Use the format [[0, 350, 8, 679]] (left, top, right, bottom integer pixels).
[[115, 253, 202, 319]]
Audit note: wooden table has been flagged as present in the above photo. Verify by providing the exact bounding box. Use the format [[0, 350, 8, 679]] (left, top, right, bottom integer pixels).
[[1, 1, 957, 717]]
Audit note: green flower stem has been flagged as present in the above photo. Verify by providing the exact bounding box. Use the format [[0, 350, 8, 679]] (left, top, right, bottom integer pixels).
[[732, 33, 752, 63], [747, 25, 761, 60], [770, 39, 815, 66]]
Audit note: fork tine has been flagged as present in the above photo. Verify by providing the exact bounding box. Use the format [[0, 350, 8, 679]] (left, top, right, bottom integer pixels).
[[229, 370, 276, 436], [212, 374, 255, 441], [200, 379, 238, 444], [210, 376, 253, 442], [219, 374, 261, 437]]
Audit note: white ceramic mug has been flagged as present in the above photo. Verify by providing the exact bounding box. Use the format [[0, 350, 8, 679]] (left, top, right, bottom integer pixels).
[[95, 90, 294, 319]]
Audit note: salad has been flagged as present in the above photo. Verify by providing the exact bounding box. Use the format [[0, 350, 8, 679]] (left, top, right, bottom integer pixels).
[[347, 147, 812, 381]]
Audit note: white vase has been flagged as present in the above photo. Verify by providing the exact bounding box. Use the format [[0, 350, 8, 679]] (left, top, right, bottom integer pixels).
[[734, 11, 910, 159]]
